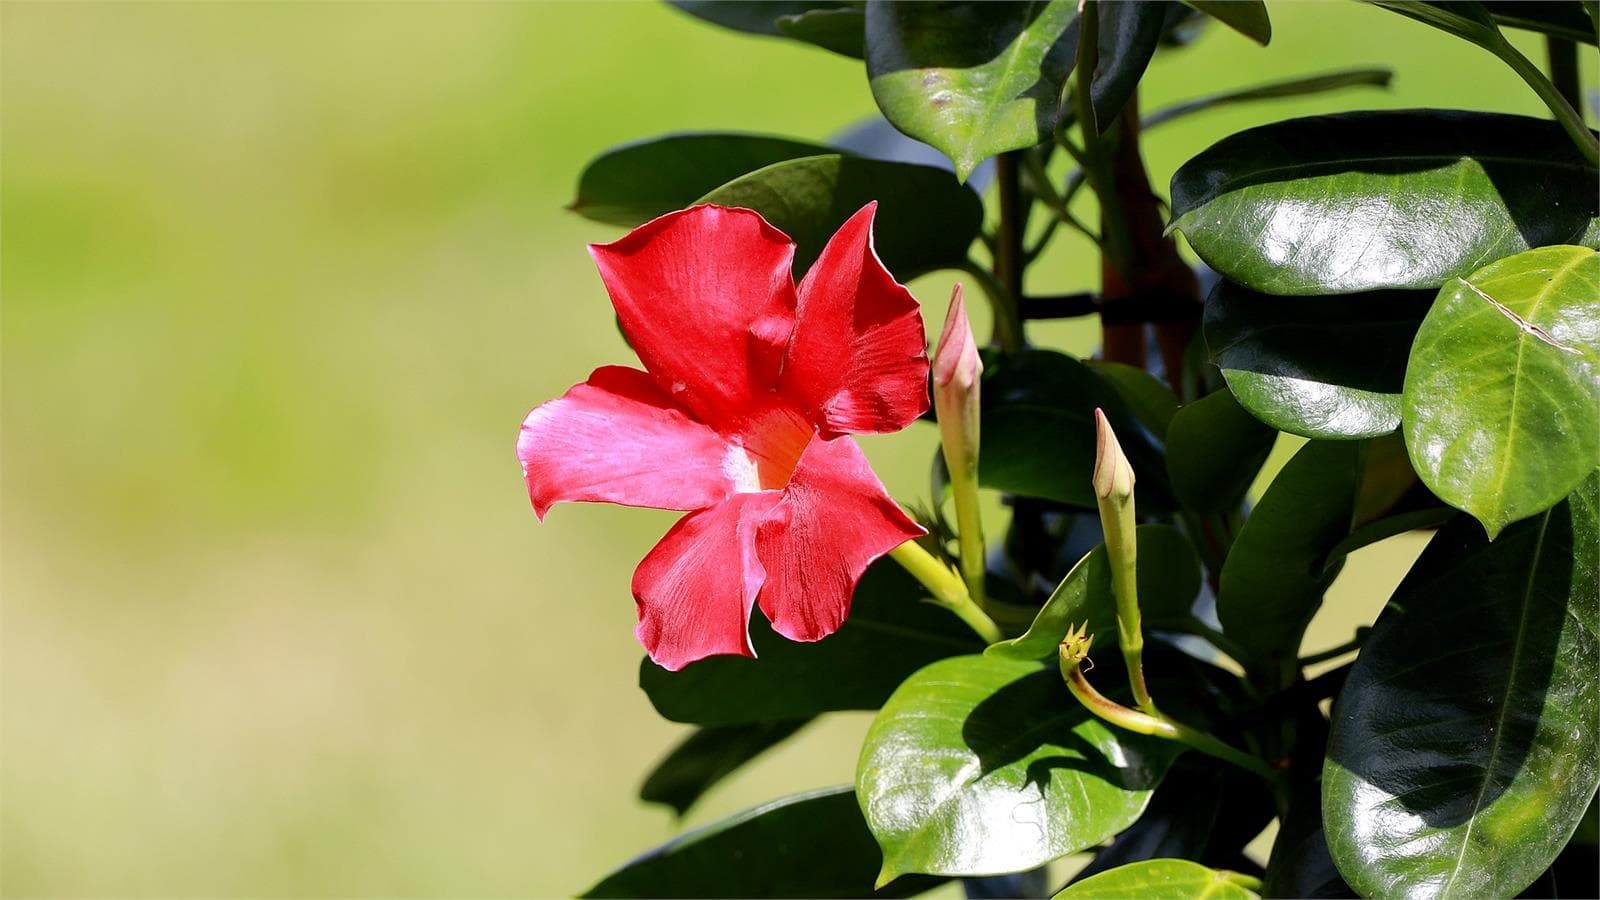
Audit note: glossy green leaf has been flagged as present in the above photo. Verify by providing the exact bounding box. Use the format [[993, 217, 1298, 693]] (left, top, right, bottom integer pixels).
[[1323, 473, 1600, 899], [1204, 282, 1432, 440], [699, 154, 984, 277], [1403, 246, 1600, 539], [1057, 859, 1260, 899], [857, 654, 1178, 882], [1178, 0, 1271, 45], [1084, 1, 1173, 127], [584, 786, 943, 898], [1216, 440, 1363, 672], [1084, 360, 1180, 442], [1164, 389, 1276, 513], [1483, 0, 1598, 44], [980, 349, 1174, 511], [639, 720, 810, 816], [1170, 110, 1600, 294], [864, 0, 1079, 180], [777, 7, 866, 57], [666, 1, 853, 37], [641, 562, 981, 725], [570, 133, 830, 227], [989, 525, 1201, 661], [1143, 67, 1393, 130]]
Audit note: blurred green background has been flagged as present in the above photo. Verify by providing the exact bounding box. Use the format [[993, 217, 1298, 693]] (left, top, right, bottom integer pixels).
[[2, 2, 1589, 895]]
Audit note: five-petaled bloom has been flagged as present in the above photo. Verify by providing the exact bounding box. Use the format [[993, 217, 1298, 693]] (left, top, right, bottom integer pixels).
[[518, 203, 930, 670]]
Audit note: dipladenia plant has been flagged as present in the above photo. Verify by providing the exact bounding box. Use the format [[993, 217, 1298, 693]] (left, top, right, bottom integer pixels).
[[526, 2, 1599, 898]]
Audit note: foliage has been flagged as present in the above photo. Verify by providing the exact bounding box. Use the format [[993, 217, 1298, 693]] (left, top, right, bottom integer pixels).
[[563, 2, 1600, 897]]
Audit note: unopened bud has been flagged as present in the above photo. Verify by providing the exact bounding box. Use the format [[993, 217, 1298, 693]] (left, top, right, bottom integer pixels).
[[1092, 408, 1135, 502], [935, 283, 987, 607]]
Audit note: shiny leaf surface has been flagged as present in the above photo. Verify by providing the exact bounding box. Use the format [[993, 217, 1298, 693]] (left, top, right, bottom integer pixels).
[[1323, 473, 1600, 899], [858, 654, 1178, 881], [1164, 389, 1276, 514], [1403, 246, 1600, 538], [988, 524, 1202, 661], [641, 562, 982, 725], [699, 153, 984, 276], [1216, 440, 1363, 671], [1056, 859, 1260, 899], [1169, 110, 1600, 294], [864, 0, 1080, 180], [1204, 281, 1432, 439], [639, 719, 811, 815], [584, 786, 943, 898], [570, 133, 829, 227]]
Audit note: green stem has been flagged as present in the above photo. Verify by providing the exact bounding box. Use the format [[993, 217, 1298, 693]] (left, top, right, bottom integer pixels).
[[1492, 32, 1597, 164], [991, 151, 1028, 349], [1071, 0, 1133, 274], [948, 468, 987, 611], [1220, 872, 1264, 893], [1020, 150, 1102, 246], [958, 260, 1023, 352], [1546, 36, 1582, 115], [888, 539, 1003, 644], [1299, 627, 1370, 667]]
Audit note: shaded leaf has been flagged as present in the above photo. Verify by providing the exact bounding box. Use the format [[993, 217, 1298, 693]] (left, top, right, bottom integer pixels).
[[584, 786, 943, 898], [1263, 780, 1357, 899], [640, 719, 811, 815], [667, 1, 853, 37], [829, 115, 996, 189], [1403, 245, 1600, 538], [640, 561, 982, 725], [989, 524, 1202, 661], [857, 654, 1179, 881], [778, 6, 867, 57], [1169, 110, 1600, 294], [570, 133, 830, 227], [699, 153, 984, 277], [1143, 67, 1393, 130], [1204, 281, 1432, 440], [864, 0, 1080, 180], [1323, 473, 1600, 899], [1056, 859, 1260, 899], [1178, 0, 1271, 45], [1164, 389, 1276, 513], [1216, 440, 1364, 673], [1084, 361, 1180, 442], [1483, 0, 1598, 44]]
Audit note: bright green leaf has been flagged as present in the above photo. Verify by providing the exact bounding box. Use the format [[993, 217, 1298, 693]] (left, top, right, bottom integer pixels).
[[1170, 111, 1600, 294], [1164, 389, 1276, 513], [584, 786, 944, 898], [699, 153, 984, 277], [1323, 473, 1600, 899], [1178, 0, 1271, 45], [570, 133, 830, 227], [639, 720, 810, 816], [857, 654, 1178, 882], [1403, 245, 1600, 538], [1204, 282, 1432, 440], [640, 562, 981, 725], [1056, 858, 1260, 899]]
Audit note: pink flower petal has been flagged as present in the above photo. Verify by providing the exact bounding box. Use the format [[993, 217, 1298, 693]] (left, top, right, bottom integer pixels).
[[755, 435, 925, 642], [518, 366, 735, 518], [780, 203, 930, 435], [634, 491, 782, 671], [589, 205, 798, 429]]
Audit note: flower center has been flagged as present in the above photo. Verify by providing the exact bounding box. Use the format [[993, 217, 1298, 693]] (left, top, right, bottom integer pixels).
[[724, 406, 814, 493]]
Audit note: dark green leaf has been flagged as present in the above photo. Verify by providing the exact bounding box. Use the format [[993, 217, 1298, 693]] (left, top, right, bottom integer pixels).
[[1483, 0, 1598, 44], [1084, 361, 1180, 442], [1368, 0, 1500, 43], [1086, 1, 1173, 127], [699, 153, 984, 277], [980, 349, 1174, 511], [1056, 859, 1260, 899], [641, 561, 982, 725], [639, 720, 811, 816], [1143, 67, 1393, 130], [858, 654, 1179, 881], [1403, 245, 1600, 538], [777, 7, 867, 57], [1323, 506, 1453, 570], [1169, 110, 1600, 294], [1216, 440, 1364, 672], [864, 0, 1080, 180], [1164, 389, 1276, 513], [666, 1, 853, 37], [990, 524, 1202, 661], [1263, 781, 1357, 899], [1178, 0, 1271, 45], [1323, 473, 1600, 899], [1204, 282, 1432, 440], [570, 133, 830, 227], [584, 786, 944, 898]]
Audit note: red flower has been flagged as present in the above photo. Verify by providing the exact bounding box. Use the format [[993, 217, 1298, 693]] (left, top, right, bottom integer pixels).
[[518, 203, 930, 670]]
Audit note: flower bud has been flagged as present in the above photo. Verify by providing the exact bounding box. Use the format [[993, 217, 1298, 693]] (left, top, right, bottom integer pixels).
[[1092, 408, 1135, 502], [934, 283, 987, 606]]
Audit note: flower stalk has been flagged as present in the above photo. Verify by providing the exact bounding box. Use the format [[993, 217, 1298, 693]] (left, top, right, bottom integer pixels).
[[1093, 408, 1154, 713], [889, 539, 1003, 645], [934, 284, 987, 611]]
